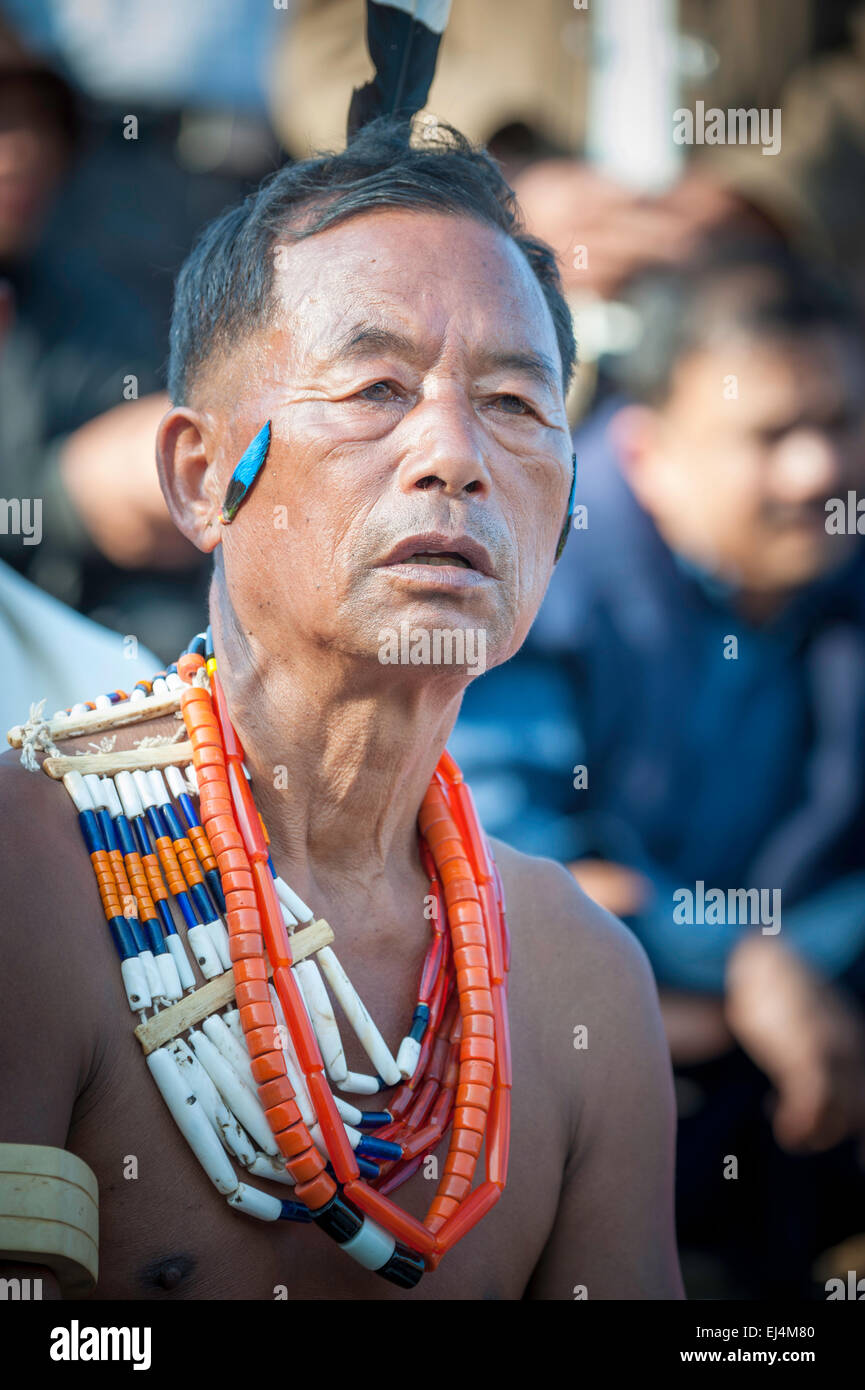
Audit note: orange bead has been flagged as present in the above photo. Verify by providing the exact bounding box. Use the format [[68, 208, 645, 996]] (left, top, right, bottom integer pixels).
[[235, 980, 271, 1009], [454, 1105, 487, 1135], [177, 652, 205, 683], [293, 1171, 336, 1210]]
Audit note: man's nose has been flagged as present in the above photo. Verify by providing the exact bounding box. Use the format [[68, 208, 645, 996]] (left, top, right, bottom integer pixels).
[[772, 428, 844, 500], [394, 394, 491, 498]]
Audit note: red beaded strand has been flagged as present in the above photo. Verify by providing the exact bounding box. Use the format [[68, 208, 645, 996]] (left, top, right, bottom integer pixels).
[[178, 654, 511, 1264]]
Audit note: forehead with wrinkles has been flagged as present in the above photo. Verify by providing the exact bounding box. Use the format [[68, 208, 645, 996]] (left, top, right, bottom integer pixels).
[[211, 208, 565, 400]]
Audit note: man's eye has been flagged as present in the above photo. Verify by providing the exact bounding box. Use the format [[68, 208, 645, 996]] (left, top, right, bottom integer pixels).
[[359, 381, 399, 402], [494, 393, 534, 416]]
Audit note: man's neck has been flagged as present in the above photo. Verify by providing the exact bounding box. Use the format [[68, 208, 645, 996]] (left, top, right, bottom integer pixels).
[[210, 604, 467, 913]]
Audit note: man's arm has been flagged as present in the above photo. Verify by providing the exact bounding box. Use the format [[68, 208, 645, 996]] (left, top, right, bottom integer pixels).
[[523, 864, 684, 1300], [0, 757, 103, 1293]]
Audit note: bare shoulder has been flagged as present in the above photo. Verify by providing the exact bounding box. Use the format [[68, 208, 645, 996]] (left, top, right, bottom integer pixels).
[[489, 837, 669, 1155], [490, 835, 658, 1011]]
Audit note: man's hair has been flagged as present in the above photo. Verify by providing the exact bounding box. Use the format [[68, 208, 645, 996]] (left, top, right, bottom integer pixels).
[[168, 116, 576, 404], [606, 238, 864, 407]]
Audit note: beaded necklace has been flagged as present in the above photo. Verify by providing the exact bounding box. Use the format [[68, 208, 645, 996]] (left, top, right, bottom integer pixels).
[[10, 630, 511, 1290]]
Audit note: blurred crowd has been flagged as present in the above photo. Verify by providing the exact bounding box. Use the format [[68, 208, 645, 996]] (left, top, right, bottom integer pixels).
[[2, 0, 865, 1299]]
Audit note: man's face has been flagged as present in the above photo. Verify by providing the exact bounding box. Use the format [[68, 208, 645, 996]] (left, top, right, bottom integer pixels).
[[626, 328, 865, 597], [0, 78, 67, 258], [197, 208, 573, 675]]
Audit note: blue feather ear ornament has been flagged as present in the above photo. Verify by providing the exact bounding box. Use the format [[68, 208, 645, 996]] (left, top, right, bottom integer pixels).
[[554, 453, 577, 563], [219, 420, 272, 524]]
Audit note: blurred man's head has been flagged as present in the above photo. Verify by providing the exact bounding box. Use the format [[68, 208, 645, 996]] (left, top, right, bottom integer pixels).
[[609, 242, 865, 613], [0, 27, 77, 260], [159, 119, 576, 683]]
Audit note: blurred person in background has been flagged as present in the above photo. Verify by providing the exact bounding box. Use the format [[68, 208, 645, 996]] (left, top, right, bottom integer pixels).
[[454, 238, 865, 1296], [0, 21, 201, 659], [0, 199, 158, 728], [0, 2, 294, 659]]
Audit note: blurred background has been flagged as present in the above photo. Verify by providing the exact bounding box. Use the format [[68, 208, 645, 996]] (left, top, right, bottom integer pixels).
[[2, 0, 865, 1299]]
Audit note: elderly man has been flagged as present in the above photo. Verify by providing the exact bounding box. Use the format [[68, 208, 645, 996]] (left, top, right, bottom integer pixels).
[[0, 119, 682, 1300]]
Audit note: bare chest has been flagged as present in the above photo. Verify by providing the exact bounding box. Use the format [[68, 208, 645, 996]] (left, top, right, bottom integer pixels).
[[67, 924, 569, 1301]]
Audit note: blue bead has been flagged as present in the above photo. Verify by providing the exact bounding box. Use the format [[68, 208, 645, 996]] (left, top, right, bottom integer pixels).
[[355, 1156, 381, 1180], [190, 881, 215, 923], [356, 1136, 403, 1162], [78, 809, 104, 855], [114, 814, 136, 857], [97, 808, 118, 851], [161, 803, 185, 842], [278, 1200, 313, 1223], [355, 1111, 392, 1129], [157, 899, 178, 938], [206, 869, 226, 915], [107, 915, 137, 960]]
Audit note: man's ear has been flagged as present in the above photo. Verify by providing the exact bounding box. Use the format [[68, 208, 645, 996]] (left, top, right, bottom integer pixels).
[[156, 407, 223, 555], [608, 403, 663, 510]]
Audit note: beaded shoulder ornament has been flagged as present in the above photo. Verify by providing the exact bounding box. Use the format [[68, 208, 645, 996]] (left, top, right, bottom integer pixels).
[[8, 629, 511, 1289]]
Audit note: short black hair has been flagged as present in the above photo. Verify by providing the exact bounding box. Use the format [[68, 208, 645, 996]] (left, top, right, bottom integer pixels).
[[605, 238, 864, 407], [168, 116, 576, 404]]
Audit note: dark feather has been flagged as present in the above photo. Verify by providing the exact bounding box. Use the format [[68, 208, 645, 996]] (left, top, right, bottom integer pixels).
[[347, 0, 452, 140]]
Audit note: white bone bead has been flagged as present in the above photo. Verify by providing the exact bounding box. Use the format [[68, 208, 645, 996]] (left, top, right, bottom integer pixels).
[[293, 958, 348, 1082], [165, 930, 196, 993], [83, 773, 105, 808], [273, 875, 313, 924], [184, 763, 198, 795], [267, 986, 315, 1127], [227, 1182, 281, 1221], [187, 923, 224, 979], [132, 768, 158, 809], [70, 703, 89, 717], [316, 946, 401, 1086], [279, 900, 298, 930], [165, 764, 188, 800], [120, 956, 151, 1012], [166, 673, 184, 692], [114, 770, 143, 820], [206, 917, 232, 972], [94, 695, 113, 711], [247, 1154, 295, 1187], [341, 1217, 396, 1270], [139, 949, 165, 1002], [169, 1038, 256, 1166], [146, 768, 171, 807], [152, 677, 169, 697], [62, 771, 91, 813], [99, 776, 123, 819], [396, 1035, 422, 1081], [333, 1096, 364, 1126], [188, 1029, 278, 1156], [222, 1008, 245, 1045], [311, 1118, 362, 1153], [202, 1014, 257, 1090], [155, 951, 183, 1002], [130, 687, 147, 703], [337, 1072, 382, 1095], [146, 1047, 239, 1194]]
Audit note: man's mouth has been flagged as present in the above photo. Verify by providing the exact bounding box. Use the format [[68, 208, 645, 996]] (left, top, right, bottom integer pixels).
[[378, 533, 494, 576], [404, 552, 473, 569]]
